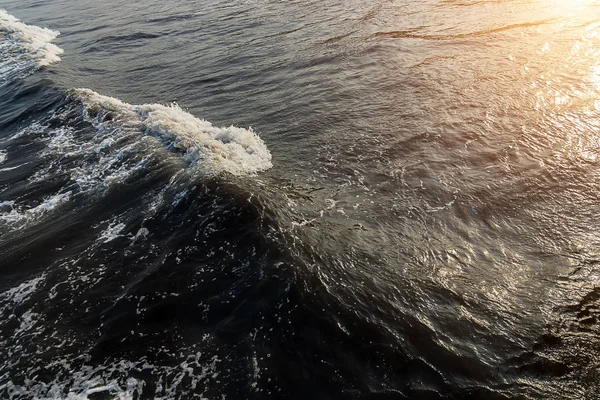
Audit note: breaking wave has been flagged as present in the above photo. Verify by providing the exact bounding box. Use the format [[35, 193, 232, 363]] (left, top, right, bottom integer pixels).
[[0, 87, 272, 236], [0, 9, 63, 85]]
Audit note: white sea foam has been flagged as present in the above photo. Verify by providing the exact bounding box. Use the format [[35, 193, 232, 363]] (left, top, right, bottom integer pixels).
[[0, 355, 220, 400], [0, 274, 46, 308], [0, 192, 71, 229], [0, 9, 63, 83], [98, 221, 126, 243], [0, 150, 6, 164], [72, 88, 272, 176], [133, 227, 150, 242], [21, 119, 145, 193]]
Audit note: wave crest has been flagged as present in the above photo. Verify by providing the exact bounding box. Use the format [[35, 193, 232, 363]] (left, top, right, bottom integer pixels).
[[72, 88, 272, 176], [0, 9, 63, 84]]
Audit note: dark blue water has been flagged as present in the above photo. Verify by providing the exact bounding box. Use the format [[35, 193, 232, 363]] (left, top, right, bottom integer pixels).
[[1, 1, 600, 399]]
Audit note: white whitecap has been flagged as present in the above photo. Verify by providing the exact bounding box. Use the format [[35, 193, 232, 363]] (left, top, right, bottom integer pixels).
[[72, 88, 273, 177], [0, 9, 63, 84]]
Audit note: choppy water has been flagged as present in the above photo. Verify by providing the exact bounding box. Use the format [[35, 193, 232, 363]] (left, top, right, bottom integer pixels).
[[1, 1, 600, 399]]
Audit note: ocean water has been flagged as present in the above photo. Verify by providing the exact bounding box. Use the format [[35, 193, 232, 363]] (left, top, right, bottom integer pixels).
[[1, 1, 600, 399]]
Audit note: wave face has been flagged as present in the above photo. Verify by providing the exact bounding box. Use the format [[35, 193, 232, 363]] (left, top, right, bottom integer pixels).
[[0, 9, 63, 85]]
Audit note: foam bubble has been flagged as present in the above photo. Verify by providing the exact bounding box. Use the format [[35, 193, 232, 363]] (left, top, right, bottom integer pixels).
[[0, 150, 6, 164], [0, 9, 63, 84], [72, 88, 272, 176]]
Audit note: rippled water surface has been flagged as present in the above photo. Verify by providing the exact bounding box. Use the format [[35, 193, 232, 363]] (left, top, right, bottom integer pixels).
[[1, 0, 600, 399]]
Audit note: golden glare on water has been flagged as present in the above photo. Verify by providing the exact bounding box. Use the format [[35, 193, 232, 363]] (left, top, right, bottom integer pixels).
[[529, 1, 600, 111]]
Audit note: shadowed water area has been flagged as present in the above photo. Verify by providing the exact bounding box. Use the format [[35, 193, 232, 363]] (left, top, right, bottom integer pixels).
[[1, 0, 600, 399]]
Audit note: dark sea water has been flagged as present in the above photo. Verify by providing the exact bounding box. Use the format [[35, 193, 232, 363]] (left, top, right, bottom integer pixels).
[[1, 1, 600, 399]]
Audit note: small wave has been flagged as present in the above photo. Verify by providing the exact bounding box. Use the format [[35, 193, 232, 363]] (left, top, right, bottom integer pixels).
[[371, 20, 553, 41], [72, 88, 272, 176], [0, 9, 63, 84], [0, 150, 6, 164]]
